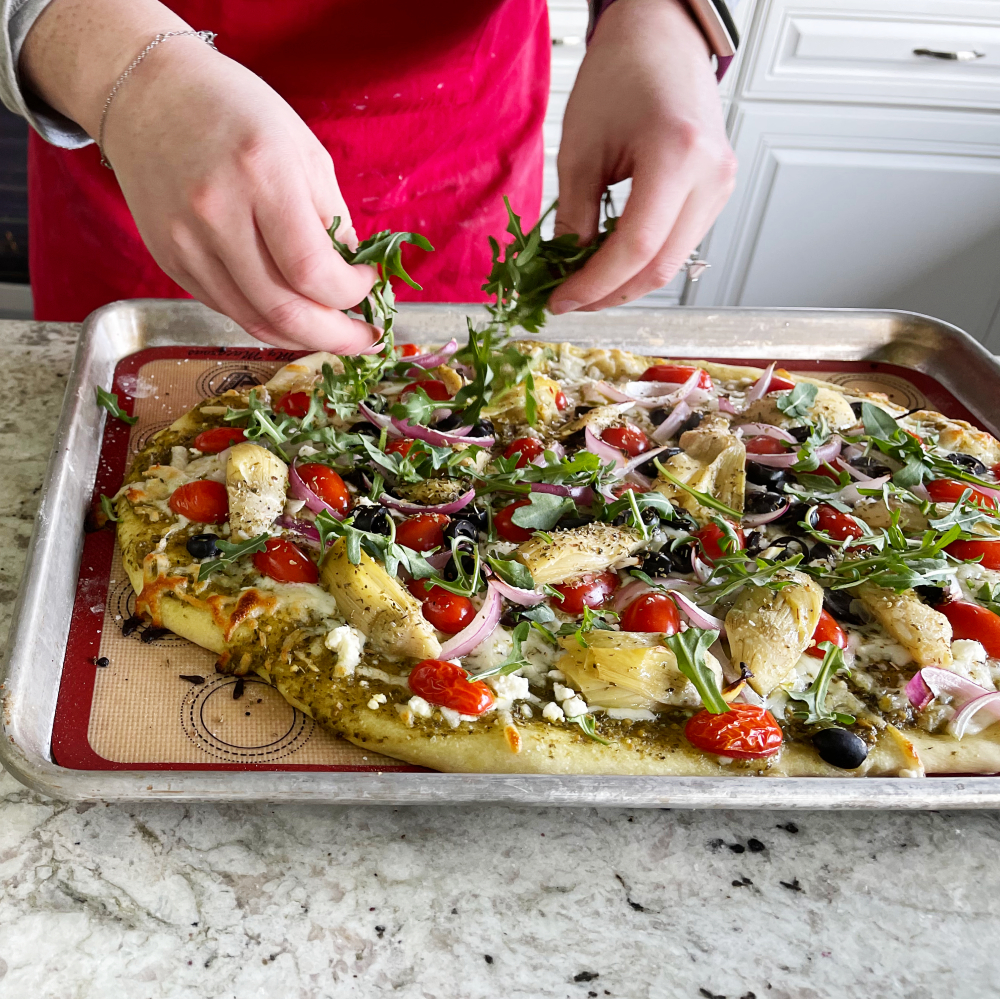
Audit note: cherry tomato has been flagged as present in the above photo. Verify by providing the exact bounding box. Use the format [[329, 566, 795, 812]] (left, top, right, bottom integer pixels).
[[386, 438, 415, 458], [620, 592, 680, 634], [946, 539, 1000, 571], [601, 425, 650, 458], [927, 478, 999, 510], [192, 427, 247, 454], [297, 464, 351, 515], [252, 537, 318, 584], [640, 364, 713, 390], [407, 577, 434, 600], [420, 587, 477, 634], [766, 373, 796, 393], [806, 609, 848, 659], [940, 600, 1000, 658], [905, 430, 924, 445], [551, 570, 619, 615], [611, 482, 650, 498], [399, 343, 420, 357], [168, 479, 229, 523], [274, 391, 312, 419], [814, 504, 864, 542], [503, 437, 545, 469], [555, 390, 568, 411], [695, 522, 745, 564], [494, 499, 535, 543], [808, 462, 845, 484], [745, 435, 789, 455], [992, 462, 1000, 479], [395, 513, 449, 552], [400, 379, 451, 402], [408, 659, 494, 715], [685, 704, 784, 759]]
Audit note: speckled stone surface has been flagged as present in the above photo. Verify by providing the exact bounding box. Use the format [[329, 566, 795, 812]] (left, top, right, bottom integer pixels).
[[0, 321, 997, 999]]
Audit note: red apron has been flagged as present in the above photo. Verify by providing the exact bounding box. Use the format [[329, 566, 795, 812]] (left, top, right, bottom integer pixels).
[[28, 0, 549, 321]]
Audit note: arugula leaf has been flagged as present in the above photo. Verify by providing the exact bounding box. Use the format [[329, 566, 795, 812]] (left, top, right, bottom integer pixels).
[[389, 386, 441, 426], [556, 606, 619, 649], [654, 460, 743, 519], [198, 533, 269, 581], [100, 494, 120, 523], [519, 603, 556, 624], [699, 552, 805, 601], [861, 402, 902, 441], [787, 641, 855, 726], [510, 492, 576, 530], [467, 621, 531, 681], [664, 627, 729, 714], [568, 712, 611, 746], [226, 390, 296, 460], [485, 555, 535, 590], [776, 383, 818, 419], [975, 581, 1000, 616], [96, 387, 138, 425], [314, 509, 343, 552]]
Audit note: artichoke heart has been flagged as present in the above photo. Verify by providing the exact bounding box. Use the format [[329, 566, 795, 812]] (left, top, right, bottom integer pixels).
[[856, 582, 953, 667], [264, 350, 344, 397], [226, 442, 288, 540], [725, 571, 824, 696], [484, 374, 562, 426], [556, 632, 722, 710], [515, 523, 643, 587], [320, 537, 441, 661], [739, 386, 856, 432]]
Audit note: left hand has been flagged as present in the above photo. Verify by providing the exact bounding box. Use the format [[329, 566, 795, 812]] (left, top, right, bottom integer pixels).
[[549, 0, 737, 314]]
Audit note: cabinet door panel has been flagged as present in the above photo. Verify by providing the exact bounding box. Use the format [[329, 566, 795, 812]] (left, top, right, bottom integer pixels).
[[689, 103, 1000, 346]]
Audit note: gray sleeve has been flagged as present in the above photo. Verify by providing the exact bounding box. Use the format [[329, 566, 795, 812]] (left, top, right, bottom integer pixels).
[[1, 0, 92, 148]]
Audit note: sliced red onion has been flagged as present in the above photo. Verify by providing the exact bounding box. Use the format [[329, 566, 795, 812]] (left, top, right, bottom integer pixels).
[[379, 488, 476, 516], [835, 474, 890, 506], [391, 417, 493, 449], [424, 550, 453, 571], [718, 397, 738, 415], [742, 501, 790, 527], [619, 381, 681, 399], [710, 639, 735, 683], [910, 483, 932, 502], [670, 589, 726, 632], [611, 579, 653, 611], [904, 671, 934, 710], [569, 485, 595, 506], [530, 482, 573, 497], [691, 550, 713, 583], [277, 515, 321, 543], [439, 582, 503, 659], [651, 401, 692, 444], [738, 423, 798, 444], [591, 377, 700, 411], [358, 401, 403, 438], [618, 445, 671, 480], [743, 362, 776, 406], [625, 470, 653, 490], [951, 691, 1000, 739], [625, 369, 703, 408], [489, 576, 545, 607], [840, 459, 870, 483], [585, 424, 627, 470], [906, 666, 992, 714], [405, 338, 459, 369], [289, 460, 345, 519], [746, 437, 842, 468], [842, 443, 865, 462], [531, 441, 566, 466]]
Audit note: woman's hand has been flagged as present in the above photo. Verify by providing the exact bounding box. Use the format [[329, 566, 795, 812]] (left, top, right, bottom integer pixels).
[[549, 0, 737, 314], [22, 0, 378, 352]]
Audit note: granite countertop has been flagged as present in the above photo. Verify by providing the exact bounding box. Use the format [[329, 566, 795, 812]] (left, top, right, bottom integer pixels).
[[1, 320, 998, 998]]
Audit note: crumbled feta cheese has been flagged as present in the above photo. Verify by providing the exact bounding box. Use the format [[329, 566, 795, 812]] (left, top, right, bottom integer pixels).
[[562, 695, 588, 718], [325, 624, 366, 677], [487, 673, 529, 704], [552, 683, 574, 702], [170, 445, 190, 470], [367, 695, 386, 710], [439, 706, 462, 728], [542, 701, 565, 723], [520, 704, 534, 719], [407, 695, 433, 718], [547, 669, 566, 682]]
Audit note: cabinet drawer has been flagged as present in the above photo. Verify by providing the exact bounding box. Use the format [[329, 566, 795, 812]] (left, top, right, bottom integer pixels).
[[742, 0, 1000, 108]]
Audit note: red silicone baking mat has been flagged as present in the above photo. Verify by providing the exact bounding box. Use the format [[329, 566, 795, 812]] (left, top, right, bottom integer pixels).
[[50, 346, 975, 771]]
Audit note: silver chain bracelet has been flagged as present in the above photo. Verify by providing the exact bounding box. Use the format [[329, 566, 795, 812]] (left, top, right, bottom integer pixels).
[[98, 29, 218, 169]]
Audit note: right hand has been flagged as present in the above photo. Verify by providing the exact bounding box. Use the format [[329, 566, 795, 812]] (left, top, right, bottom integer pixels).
[[100, 39, 379, 352]]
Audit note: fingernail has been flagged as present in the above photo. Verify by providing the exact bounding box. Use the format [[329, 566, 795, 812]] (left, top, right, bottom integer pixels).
[[550, 299, 581, 316]]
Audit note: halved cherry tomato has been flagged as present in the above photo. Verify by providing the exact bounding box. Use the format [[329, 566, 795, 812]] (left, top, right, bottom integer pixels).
[[685, 704, 783, 759], [601, 425, 650, 458], [814, 504, 864, 542], [611, 482, 650, 498], [503, 437, 545, 469], [555, 390, 568, 411], [408, 659, 495, 715], [494, 499, 535, 543], [806, 609, 848, 659], [620, 592, 680, 634], [927, 478, 999, 510], [940, 600, 1000, 658], [808, 462, 846, 484], [252, 537, 318, 584], [274, 391, 312, 419], [992, 462, 1000, 479], [297, 464, 351, 515], [745, 435, 789, 455], [400, 379, 451, 402], [407, 577, 434, 600], [420, 587, 477, 634], [766, 373, 796, 393], [946, 539, 1000, 571], [168, 479, 229, 523], [386, 438, 416, 458], [396, 513, 449, 552], [551, 570, 619, 615], [641, 364, 713, 390], [192, 427, 247, 454], [695, 522, 745, 564], [399, 343, 420, 357]]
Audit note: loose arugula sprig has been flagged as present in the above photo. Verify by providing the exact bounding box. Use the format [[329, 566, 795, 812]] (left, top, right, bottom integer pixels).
[[787, 641, 855, 726], [226, 389, 297, 460], [653, 459, 743, 519], [96, 387, 138, 425], [568, 713, 611, 746], [198, 534, 269, 581], [100, 494, 120, 523], [776, 383, 818, 420], [664, 627, 729, 714], [699, 551, 806, 602]]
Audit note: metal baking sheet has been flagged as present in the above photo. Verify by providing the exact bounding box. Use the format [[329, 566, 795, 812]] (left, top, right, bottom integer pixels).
[[4, 298, 1000, 805]]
